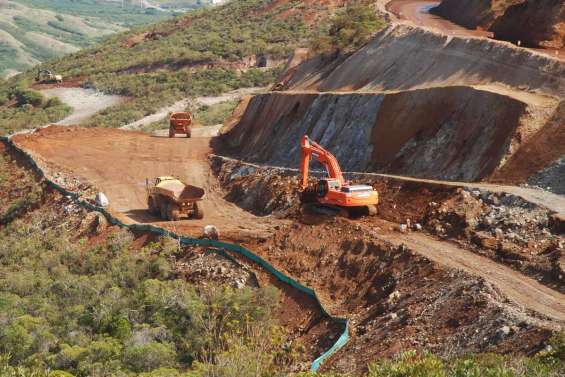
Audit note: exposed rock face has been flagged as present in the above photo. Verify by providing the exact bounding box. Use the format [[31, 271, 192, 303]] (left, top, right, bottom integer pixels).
[[491, 0, 565, 48], [224, 87, 551, 181], [430, 0, 518, 29], [433, 0, 565, 49]]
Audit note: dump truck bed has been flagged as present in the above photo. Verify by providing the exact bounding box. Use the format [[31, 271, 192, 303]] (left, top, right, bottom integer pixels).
[[156, 180, 205, 203]]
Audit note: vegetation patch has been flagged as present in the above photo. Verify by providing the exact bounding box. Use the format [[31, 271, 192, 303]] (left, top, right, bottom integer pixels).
[[0, 81, 70, 135], [0, 206, 287, 376], [0, 0, 370, 134], [310, 0, 387, 54]]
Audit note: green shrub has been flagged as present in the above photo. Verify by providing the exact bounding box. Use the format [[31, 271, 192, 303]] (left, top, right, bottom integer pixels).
[[124, 342, 177, 372], [311, 1, 386, 54], [15, 89, 43, 107], [195, 99, 239, 126]]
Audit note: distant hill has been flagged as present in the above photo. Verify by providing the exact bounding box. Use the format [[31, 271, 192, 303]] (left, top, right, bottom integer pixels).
[[0, 0, 213, 77]]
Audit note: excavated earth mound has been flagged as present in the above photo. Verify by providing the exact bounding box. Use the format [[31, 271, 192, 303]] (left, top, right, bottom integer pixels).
[[431, 0, 521, 30]]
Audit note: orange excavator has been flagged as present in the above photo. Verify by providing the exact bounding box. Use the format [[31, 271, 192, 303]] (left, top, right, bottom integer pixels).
[[300, 135, 379, 216]]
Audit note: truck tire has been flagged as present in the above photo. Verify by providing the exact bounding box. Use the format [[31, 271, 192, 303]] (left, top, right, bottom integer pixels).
[[169, 126, 175, 138], [148, 196, 159, 215], [168, 203, 181, 221], [186, 129, 191, 138], [160, 201, 169, 220], [192, 202, 204, 219]]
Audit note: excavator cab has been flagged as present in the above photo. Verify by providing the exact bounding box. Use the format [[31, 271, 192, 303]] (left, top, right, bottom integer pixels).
[[300, 135, 378, 216]]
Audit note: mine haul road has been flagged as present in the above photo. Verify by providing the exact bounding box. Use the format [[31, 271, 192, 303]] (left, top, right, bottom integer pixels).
[[11, 126, 565, 327], [12, 126, 283, 241]]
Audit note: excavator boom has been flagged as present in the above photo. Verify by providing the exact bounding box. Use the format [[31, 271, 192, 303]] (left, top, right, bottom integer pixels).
[[300, 135, 345, 190], [299, 135, 378, 216]]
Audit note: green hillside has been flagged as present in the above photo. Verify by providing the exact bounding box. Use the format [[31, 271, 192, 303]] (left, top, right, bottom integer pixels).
[[0, 0, 386, 135], [0, 0, 213, 77]]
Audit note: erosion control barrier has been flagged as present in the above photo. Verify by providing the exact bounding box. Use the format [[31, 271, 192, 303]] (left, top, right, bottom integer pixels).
[[0, 135, 349, 372]]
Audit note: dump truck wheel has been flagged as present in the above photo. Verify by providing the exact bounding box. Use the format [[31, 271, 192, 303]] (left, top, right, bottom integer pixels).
[[193, 202, 204, 219], [160, 201, 169, 220], [186, 130, 191, 138], [169, 127, 175, 138], [168, 204, 181, 221], [148, 197, 159, 215]]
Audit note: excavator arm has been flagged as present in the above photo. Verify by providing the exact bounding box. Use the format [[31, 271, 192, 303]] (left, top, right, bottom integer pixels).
[[300, 135, 345, 190]]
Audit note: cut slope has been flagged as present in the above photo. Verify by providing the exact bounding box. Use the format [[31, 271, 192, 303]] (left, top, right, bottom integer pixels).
[[287, 24, 565, 97], [223, 87, 558, 182]]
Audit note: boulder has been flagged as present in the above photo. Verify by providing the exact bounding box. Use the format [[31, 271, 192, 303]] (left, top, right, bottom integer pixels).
[[95, 192, 109, 207]]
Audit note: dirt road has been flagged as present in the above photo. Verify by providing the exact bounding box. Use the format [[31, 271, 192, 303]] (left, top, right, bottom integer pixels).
[[12, 126, 283, 241], [122, 87, 264, 131], [41, 88, 124, 125], [387, 0, 490, 38], [375, 225, 565, 324]]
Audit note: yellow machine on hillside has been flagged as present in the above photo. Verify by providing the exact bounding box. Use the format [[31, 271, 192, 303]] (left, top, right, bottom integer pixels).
[[36, 69, 63, 84], [146, 176, 205, 221]]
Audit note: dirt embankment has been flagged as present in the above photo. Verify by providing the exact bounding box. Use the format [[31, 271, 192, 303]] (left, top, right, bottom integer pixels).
[[431, 0, 521, 30], [433, 0, 565, 49], [213, 156, 565, 294], [222, 87, 560, 183], [490, 0, 565, 49], [286, 24, 565, 95], [223, 23, 565, 187]]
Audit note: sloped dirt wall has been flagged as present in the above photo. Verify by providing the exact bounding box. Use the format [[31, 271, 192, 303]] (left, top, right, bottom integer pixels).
[[223, 86, 541, 181]]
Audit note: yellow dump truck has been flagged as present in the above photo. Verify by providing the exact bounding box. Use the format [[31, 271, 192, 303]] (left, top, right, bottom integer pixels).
[[146, 176, 205, 220]]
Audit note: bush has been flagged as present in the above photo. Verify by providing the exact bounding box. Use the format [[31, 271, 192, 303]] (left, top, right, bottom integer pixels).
[[15, 90, 43, 107], [123, 342, 177, 372], [311, 1, 386, 54]]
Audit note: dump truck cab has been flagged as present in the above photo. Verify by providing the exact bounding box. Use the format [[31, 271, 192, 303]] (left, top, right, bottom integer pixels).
[[169, 112, 192, 138]]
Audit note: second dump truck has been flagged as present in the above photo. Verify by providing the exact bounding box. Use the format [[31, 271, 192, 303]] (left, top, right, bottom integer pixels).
[[146, 176, 205, 221]]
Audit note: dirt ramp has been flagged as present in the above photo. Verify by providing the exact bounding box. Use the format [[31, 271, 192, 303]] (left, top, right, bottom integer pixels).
[[287, 24, 565, 96], [224, 87, 555, 181]]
